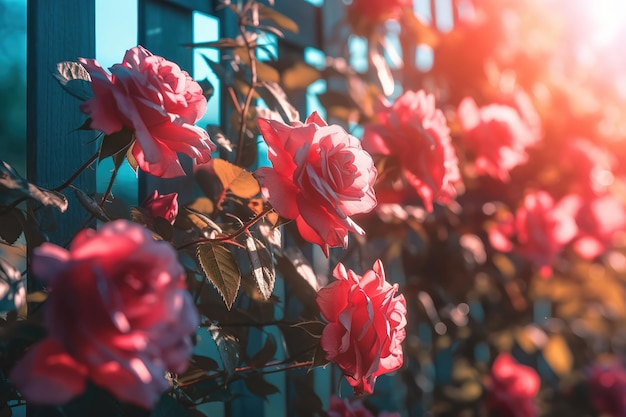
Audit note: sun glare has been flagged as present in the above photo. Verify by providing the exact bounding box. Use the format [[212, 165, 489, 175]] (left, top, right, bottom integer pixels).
[[584, 0, 626, 46]]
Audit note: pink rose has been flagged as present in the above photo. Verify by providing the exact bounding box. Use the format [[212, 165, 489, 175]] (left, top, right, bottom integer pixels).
[[488, 191, 578, 277], [255, 112, 377, 256], [588, 360, 626, 417], [10, 220, 198, 408], [328, 396, 374, 417], [79, 46, 216, 178], [571, 194, 626, 260], [362, 90, 461, 212], [141, 190, 179, 225], [486, 353, 540, 417], [457, 97, 538, 181], [316, 260, 407, 395]]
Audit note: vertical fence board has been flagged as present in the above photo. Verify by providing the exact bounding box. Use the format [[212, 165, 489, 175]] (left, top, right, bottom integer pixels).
[[27, 0, 96, 245]]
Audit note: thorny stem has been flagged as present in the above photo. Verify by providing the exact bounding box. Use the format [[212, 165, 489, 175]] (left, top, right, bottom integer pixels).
[[235, 6, 259, 167], [99, 161, 121, 208], [176, 207, 274, 250]]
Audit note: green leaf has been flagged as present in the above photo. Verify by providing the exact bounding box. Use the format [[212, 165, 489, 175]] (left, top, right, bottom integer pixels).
[[250, 334, 277, 366], [53, 61, 93, 101], [0, 161, 68, 212], [196, 243, 241, 310], [244, 373, 280, 400], [209, 324, 240, 381], [258, 4, 299, 34], [98, 129, 134, 162], [212, 159, 260, 199], [245, 235, 275, 300]]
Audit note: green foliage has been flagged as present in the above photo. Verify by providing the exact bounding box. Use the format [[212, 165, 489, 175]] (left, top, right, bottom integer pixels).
[[197, 243, 242, 310]]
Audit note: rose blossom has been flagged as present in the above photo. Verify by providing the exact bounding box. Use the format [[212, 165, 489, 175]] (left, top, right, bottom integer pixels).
[[457, 96, 538, 181], [316, 260, 407, 395], [141, 190, 179, 225], [488, 191, 578, 277], [588, 360, 626, 417], [10, 220, 198, 408], [79, 46, 216, 178], [362, 90, 460, 212], [486, 353, 540, 417], [254, 112, 377, 256]]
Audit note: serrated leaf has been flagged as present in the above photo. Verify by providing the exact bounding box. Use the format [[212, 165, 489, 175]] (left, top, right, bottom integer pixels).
[[0, 161, 68, 212], [250, 334, 277, 366], [245, 235, 275, 300], [99, 129, 134, 162], [210, 325, 240, 381], [258, 4, 299, 34], [212, 158, 260, 199], [197, 243, 241, 309], [53, 61, 93, 101], [245, 373, 280, 400]]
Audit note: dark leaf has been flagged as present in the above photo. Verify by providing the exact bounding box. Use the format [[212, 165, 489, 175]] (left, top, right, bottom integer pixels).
[[53, 61, 93, 101], [258, 4, 299, 33], [154, 216, 174, 241], [294, 377, 325, 417], [0, 208, 24, 244], [99, 129, 134, 162], [150, 393, 190, 417], [198, 79, 214, 102], [206, 125, 233, 152], [0, 161, 68, 212], [192, 354, 220, 372], [197, 243, 241, 310], [200, 55, 229, 84], [210, 324, 240, 381], [245, 235, 275, 300], [310, 342, 329, 370], [245, 373, 280, 400], [250, 333, 277, 366]]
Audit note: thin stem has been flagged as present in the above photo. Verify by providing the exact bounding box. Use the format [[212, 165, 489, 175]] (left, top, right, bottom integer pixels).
[[53, 149, 100, 192], [99, 162, 121, 207], [235, 10, 259, 167], [176, 207, 274, 250]]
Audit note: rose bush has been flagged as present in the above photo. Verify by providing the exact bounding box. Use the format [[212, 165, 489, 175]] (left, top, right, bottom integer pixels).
[[316, 260, 407, 395], [457, 96, 539, 181], [489, 191, 579, 277], [486, 353, 540, 417], [254, 112, 377, 255], [10, 220, 198, 408], [79, 46, 216, 178], [362, 90, 460, 212], [140, 190, 179, 225]]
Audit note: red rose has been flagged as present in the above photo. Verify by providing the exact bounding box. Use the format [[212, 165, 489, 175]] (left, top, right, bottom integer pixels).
[[328, 396, 375, 417], [458, 97, 539, 181], [255, 112, 377, 256], [79, 46, 216, 178], [141, 190, 179, 225], [362, 90, 461, 212], [487, 353, 540, 417], [588, 360, 626, 417], [10, 220, 198, 408], [316, 260, 407, 395], [489, 191, 578, 277]]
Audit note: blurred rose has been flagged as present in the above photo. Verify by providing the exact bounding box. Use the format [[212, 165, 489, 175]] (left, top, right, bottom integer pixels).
[[588, 360, 626, 417], [10, 220, 198, 408], [328, 396, 374, 417], [561, 138, 616, 197], [489, 191, 578, 277], [255, 112, 377, 256], [458, 97, 538, 181], [316, 260, 406, 395], [80, 45, 215, 178], [346, 0, 412, 35], [141, 190, 179, 225], [486, 353, 540, 417], [363, 90, 460, 212], [570, 194, 626, 260]]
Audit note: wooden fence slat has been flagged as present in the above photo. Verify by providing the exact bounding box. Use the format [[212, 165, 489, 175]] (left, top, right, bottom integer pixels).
[[27, 0, 97, 245]]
